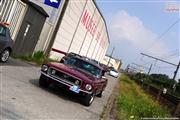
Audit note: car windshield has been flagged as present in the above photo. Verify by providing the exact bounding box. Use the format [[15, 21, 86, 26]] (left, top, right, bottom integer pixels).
[[64, 57, 102, 77], [112, 68, 118, 72], [0, 25, 6, 36]]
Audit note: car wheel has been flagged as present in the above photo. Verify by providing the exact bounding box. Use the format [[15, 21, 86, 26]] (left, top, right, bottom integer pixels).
[[96, 91, 103, 97], [0, 49, 10, 62], [83, 93, 95, 106], [39, 74, 49, 88]]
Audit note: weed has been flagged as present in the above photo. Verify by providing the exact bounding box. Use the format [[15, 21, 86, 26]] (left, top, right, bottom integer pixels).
[[12, 51, 58, 66], [116, 74, 171, 120]]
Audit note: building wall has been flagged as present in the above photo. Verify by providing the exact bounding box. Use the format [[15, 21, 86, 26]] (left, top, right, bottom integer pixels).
[[29, 0, 64, 24], [50, 0, 109, 61], [31, 0, 65, 53], [13, 3, 47, 56], [0, 0, 27, 40], [102, 55, 122, 70]]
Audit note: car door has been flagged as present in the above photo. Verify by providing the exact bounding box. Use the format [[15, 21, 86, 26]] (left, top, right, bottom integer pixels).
[[0, 26, 7, 52]]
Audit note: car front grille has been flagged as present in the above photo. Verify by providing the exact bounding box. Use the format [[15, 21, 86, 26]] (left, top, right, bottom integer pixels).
[[48, 67, 82, 86]]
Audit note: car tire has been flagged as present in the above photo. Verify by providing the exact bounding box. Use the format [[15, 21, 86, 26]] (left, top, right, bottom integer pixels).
[[96, 91, 103, 97], [0, 49, 10, 62], [83, 93, 95, 106], [39, 74, 49, 88]]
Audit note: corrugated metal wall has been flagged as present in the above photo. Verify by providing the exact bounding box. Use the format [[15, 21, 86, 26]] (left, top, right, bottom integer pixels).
[[50, 0, 109, 61], [34, 0, 65, 53], [34, 22, 53, 52], [0, 0, 26, 40]]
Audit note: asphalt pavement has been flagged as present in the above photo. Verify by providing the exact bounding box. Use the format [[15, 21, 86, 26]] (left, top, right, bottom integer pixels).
[[0, 58, 119, 120]]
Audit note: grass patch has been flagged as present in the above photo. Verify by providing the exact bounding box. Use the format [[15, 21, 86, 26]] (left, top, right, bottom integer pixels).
[[116, 74, 171, 120], [12, 51, 58, 65]]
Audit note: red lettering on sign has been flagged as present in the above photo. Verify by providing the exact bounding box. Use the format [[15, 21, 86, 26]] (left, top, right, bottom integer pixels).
[[86, 15, 91, 30], [82, 10, 89, 26], [81, 9, 98, 37], [96, 32, 101, 41], [92, 21, 97, 36]]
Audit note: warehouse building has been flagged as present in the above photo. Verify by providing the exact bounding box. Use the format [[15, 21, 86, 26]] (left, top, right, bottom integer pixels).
[[102, 55, 122, 70], [48, 0, 110, 61], [0, 0, 109, 62], [0, 0, 48, 55]]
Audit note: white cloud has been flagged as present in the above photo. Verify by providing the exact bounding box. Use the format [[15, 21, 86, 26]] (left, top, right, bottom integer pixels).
[[109, 10, 169, 55]]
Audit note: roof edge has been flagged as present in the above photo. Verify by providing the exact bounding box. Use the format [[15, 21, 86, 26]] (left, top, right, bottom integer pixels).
[[92, 0, 110, 44], [21, 0, 49, 17]]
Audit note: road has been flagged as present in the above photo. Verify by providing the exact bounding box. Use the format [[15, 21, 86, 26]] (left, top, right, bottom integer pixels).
[[0, 58, 119, 120]]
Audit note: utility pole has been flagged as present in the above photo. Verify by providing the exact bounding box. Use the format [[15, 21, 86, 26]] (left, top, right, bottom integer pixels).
[[172, 61, 180, 81], [148, 64, 152, 75], [141, 53, 179, 79], [46, 0, 69, 55], [107, 47, 115, 66], [141, 53, 179, 94], [172, 61, 180, 94]]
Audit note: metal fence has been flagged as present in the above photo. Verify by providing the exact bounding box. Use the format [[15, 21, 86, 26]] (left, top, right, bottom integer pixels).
[[139, 82, 180, 117]]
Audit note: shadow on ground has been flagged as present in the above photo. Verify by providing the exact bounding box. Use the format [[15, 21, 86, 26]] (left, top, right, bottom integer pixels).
[[0, 58, 37, 67], [29, 79, 83, 105]]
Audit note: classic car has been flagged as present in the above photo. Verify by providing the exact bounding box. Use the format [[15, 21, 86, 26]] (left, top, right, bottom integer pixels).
[[39, 55, 108, 106], [0, 23, 13, 62]]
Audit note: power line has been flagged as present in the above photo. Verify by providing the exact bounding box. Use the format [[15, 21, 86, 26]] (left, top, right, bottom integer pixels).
[[161, 52, 179, 60], [146, 18, 180, 51], [141, 53, 178, 66], [140, 53, 180, 81]]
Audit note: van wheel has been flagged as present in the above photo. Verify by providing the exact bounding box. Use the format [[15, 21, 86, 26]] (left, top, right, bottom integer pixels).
[[0, 49, 10, 62]]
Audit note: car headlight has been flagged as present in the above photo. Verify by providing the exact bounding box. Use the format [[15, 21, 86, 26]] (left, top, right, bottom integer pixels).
[[41, 65, 48, 72], [85, 84, 92, 91]]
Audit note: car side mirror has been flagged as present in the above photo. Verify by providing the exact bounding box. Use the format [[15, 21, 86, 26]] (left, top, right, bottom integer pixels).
[[60, 58, 65, 63]]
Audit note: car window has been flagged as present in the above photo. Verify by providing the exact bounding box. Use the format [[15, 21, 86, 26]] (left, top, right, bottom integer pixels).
[[0, 25, 6, 36], [111, 68, 118, 72], [64, 57, 102, 77]]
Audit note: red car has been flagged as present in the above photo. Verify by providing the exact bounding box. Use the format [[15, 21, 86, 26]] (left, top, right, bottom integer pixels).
[[39, 55, 108, 106]]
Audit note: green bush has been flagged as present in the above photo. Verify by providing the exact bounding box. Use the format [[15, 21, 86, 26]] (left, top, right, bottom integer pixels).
[[12, 51, 58, 65], [31, 51, 47, 64]]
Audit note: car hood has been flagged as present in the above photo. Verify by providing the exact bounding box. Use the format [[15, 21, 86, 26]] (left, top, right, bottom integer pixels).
[[48, 62, 99, 82]]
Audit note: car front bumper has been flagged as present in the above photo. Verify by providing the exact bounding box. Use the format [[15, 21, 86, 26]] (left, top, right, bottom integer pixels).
[[41, 71, 92, 94]]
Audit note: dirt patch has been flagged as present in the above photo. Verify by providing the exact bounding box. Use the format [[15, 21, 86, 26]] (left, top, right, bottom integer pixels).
[[100, 80, 120, 120]]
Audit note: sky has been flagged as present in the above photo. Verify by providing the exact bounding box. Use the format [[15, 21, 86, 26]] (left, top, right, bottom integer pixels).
[[96, 0, 179, 80]]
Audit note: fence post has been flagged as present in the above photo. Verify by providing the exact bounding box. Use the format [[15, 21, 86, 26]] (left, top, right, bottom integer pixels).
[[146, 85, 150, 92], [173, 101, 180, 117], [157, 89, 162, 101]]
